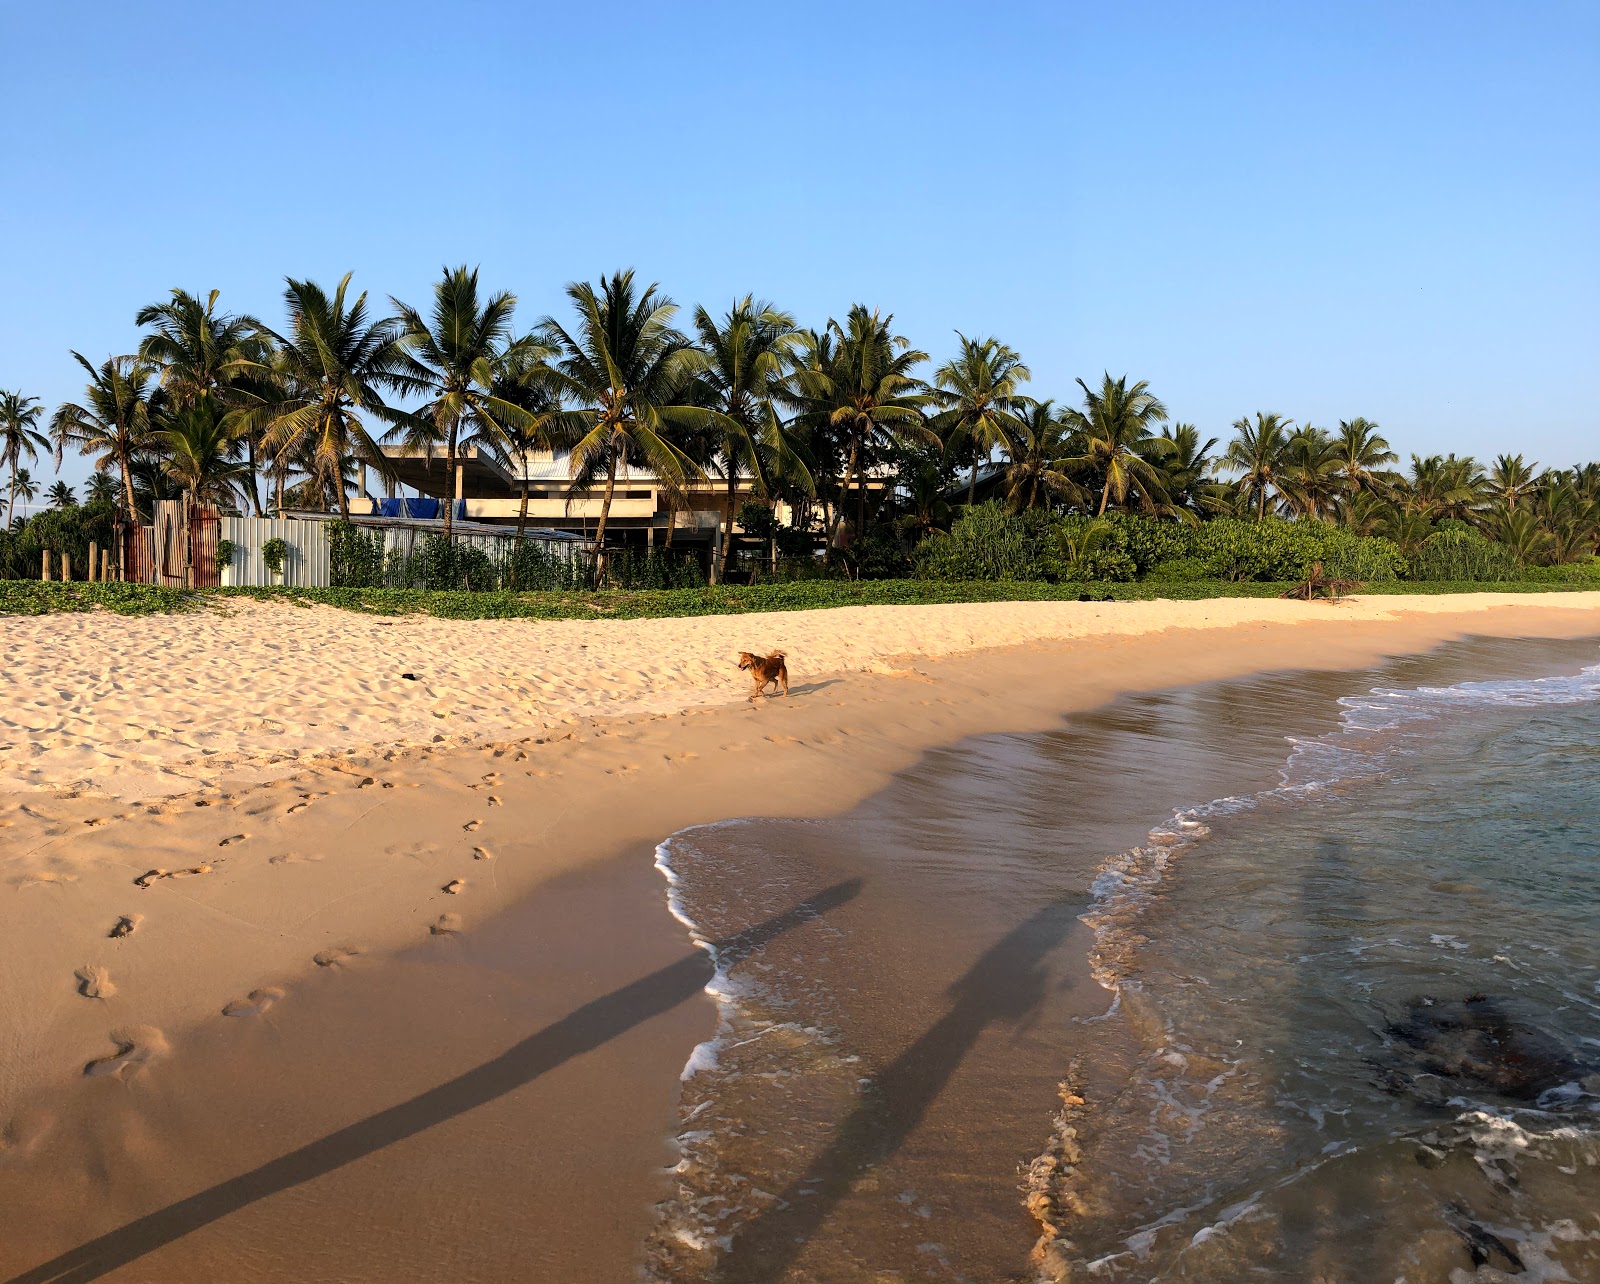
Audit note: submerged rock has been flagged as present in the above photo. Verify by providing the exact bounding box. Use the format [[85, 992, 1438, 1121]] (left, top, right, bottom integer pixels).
[[1379, 993, 1588, 1104]]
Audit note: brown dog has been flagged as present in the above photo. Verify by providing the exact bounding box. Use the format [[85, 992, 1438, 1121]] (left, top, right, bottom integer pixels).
[[737, 650, 789, 701]]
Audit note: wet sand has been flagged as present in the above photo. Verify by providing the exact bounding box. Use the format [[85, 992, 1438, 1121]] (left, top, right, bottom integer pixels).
[[1, 598, 1598, 1281]]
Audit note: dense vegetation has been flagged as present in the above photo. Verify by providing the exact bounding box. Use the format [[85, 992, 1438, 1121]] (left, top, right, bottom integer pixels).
[[2, 577, 1593, 622], [5, 266, 1598, 594]]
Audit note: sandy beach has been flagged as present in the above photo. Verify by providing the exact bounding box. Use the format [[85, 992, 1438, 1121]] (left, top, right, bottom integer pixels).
[[3, 592, 1599, 1281]]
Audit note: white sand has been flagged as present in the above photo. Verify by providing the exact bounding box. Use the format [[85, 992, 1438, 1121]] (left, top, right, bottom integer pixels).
[[7, 593, 1599, 797]]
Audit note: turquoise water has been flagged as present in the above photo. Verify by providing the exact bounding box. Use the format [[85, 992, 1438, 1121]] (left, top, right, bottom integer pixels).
[[1072, 663, 1600, 1281]]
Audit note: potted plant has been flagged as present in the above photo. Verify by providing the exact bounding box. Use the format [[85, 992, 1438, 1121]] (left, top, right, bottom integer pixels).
[[261, 537, 289, 585], [214, 538, 236, 586]]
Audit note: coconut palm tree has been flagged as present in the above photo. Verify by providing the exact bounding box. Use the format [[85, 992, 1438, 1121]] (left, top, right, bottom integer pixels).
[[1402, 454, 1484, 522], [1059, 374, 1173, 516], [487, 342, 568, 542], [1157, 422, 1223, 516], [928, 334, 1031, 505], [388, 265, 546, 542], [8, 467, 38, 522], [136, 288, 274, 514], [160, 403, 250, 511], [46, 480, 76, 508], [537, 270, 710, 562], [1225, 412, 1294, 520], [785, 307, 933, 551], [51, 354, 165, 522], [85, 471, 120, 506], [1277, 426, 1343, 521], [1341, 489, 1394, 537], [245, 273, 411, 520], [1487, 454, 1539, 512], [1, 391, 47, 524], [1001, 400, 1087, 512], [691, 297, 808, 579], [1333, 418, 1397, 499]]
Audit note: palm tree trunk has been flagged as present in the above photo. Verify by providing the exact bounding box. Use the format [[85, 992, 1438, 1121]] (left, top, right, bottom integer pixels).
[[1097, 473, 1113, 517], [246, 431, 263, 516], [593, 453, 618, 582], [443, 420, 458, 543], [1258, 485, 1267, 521], [968, 459, 979, 506], [719, 472, 738, 582], [516, 484, 530, 541], [830, 438, 860, 557], [5, 459, 15, 526]]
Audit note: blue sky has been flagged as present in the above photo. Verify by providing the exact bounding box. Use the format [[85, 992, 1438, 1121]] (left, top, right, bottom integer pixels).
[[2, 0, 1595, 497]]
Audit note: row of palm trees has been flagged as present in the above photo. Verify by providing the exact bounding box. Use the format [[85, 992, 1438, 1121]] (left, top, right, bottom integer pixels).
[[6, 266, 1596, 575]]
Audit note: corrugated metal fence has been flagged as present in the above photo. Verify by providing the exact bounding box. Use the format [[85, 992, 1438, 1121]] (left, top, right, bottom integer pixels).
[[216, 515, 578, 587]]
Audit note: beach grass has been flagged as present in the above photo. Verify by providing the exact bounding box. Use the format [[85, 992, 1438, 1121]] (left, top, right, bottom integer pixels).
[[3, 578, 1597, 620]]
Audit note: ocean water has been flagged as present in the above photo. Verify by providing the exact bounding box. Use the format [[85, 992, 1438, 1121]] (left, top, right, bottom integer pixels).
[[646, 641, 1600, 1283], [1064, 662, 1600, 1282]]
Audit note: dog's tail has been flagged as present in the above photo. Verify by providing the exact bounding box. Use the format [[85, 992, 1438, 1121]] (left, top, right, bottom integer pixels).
[[769, 649, 787, 660]]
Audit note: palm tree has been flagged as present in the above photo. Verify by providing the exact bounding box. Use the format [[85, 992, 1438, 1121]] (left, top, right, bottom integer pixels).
[[85, 471, 120, 506], [1001, 400, 1087, 512], [1157, 423, 1223, 515], [784, 306, 932, 550], [1333, 418, 1397, 499], [1225, 412, 1294, 520], [1060, 374, 1172, 516], [1341, 489, 1394, 537], [1488, 454, 1539, 512], [50, 353, 164, 521], [928, 334, 1031, 505], [46, 480, 76, 508], [1402, 453, 1484, 522], [537, 270, 710, 563], [487, 342, 567, 542], [8, 467, 38, 521], [160, 403, 250, 511], [691, 296, 806, 579], [389, 265, 545, 542], [1, 391, 47, 524], [245, 274, 410, 520], [136, 288, 273, 514], [1277, 426, 1343, 521]]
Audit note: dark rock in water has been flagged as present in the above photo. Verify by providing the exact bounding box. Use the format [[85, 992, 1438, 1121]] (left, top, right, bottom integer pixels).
[[1443, 1202, 1526, 1274], [1378, 994, 1587, 1103]]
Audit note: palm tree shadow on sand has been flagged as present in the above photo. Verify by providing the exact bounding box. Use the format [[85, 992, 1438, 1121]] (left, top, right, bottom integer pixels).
[[6, 880, 864, 1284], [712, 898, 1081, 1283]]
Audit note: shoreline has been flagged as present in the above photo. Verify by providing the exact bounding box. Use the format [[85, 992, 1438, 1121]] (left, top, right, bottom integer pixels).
[[2, 597, 1599, 1279]]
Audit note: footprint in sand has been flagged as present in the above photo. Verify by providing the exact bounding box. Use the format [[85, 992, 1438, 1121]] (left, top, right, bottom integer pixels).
[[286, 801, 310, 815], [83, 817, 112, 829], [486, 795, 502, 808], [84, 1026, 169, 1078], [605, 763, 641, 777], [472, 846, 494, 861], [442, 879, 464, 895], [135, 864, 213, 888], [664, 751, 700, 765], [462, 819, 481, 833], [222, 987, 284, 1018], [268, 852, 323, 866], [218, 834, 247, 847], [109, 914, 142, 939], [313, 946, 360, 968], [74, 966, 116, 999], [19, 871, 77, 890], [429, 913, 462, 936]]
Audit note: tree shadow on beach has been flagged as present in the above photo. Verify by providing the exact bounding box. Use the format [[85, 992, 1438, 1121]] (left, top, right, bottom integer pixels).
[[5, 879, 864, 1284], [713, 898, 1081, 1283]]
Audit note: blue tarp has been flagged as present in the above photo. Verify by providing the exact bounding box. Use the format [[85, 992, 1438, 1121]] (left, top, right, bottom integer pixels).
[[376, 497, 464, 520]]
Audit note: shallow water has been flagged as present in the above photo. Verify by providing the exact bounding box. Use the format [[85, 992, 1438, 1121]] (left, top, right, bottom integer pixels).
[[1067, 657, 1600, 1282], [647, 638, 1600, 1284]]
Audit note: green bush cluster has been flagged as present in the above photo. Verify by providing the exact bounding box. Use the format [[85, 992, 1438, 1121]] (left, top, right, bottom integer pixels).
[[0, 499, 118, 579], [914, 505, 1416, 584], [1407, 522, 1523, 582]]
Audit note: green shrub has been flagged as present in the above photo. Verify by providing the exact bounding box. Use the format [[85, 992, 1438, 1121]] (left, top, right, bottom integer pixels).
[[325, 521, 385, 588], [214, 539, 237, 575], [913, 503, 1064, 581], [1407, 526, 1522, 581], [261, 538, 289, 576]]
